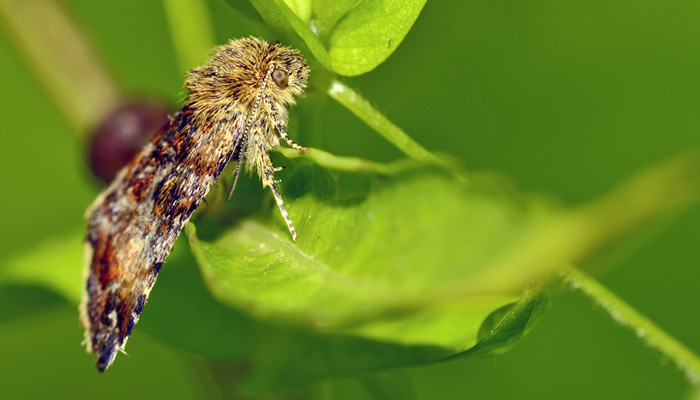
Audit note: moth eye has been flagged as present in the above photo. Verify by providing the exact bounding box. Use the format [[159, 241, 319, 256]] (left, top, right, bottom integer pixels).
[[272, 69, 289, 89]]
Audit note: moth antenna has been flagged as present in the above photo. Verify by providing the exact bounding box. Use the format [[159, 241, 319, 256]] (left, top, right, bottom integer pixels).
[[226, 133, 247, 201], [228, 65, 274, 201], [245, 65, 274, 134]]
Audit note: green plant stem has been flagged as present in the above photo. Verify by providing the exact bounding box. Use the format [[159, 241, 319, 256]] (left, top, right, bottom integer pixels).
[[564, 267, 700, 386], [162, 0, 216, 74], [0, 0, 121, 134], [327, 79, 447, 168], [278, 147, 393, 175]]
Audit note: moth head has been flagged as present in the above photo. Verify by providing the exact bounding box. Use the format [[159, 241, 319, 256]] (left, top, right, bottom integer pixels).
[[265, 44, 309, 103], [184, 37, 309, 112]]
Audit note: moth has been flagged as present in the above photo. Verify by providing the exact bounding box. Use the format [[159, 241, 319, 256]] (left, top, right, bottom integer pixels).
[[80, 37, 310, 371]]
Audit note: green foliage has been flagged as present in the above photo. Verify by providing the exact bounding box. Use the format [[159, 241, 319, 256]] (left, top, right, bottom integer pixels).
[[187, 161, 547, 343], [2, 0, 700, 399]]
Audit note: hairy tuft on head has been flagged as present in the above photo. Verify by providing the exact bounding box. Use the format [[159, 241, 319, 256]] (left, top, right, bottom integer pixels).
[[185, 37, 309, 116]]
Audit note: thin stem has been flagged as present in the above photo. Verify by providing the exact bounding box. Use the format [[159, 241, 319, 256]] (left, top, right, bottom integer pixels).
[[564, 267, 700, 387], [0, 0, 121, 134], [277, 147, 393, 175], [327, 79, 447, 168], [162, 0, 216, 74]]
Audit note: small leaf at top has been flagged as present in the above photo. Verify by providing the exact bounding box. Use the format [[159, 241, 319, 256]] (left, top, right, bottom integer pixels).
[[243, 0, 426, 76], [328, 0, 427, 76]]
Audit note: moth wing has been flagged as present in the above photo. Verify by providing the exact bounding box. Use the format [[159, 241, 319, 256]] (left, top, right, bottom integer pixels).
[[80, 107, 240, 371]]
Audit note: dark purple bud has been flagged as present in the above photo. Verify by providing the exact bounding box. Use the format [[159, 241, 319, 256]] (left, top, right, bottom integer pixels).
[[89, 100, 171, 182]]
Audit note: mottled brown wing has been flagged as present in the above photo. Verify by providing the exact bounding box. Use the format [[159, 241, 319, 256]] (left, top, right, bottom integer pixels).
[[80, 105, 241, 371]]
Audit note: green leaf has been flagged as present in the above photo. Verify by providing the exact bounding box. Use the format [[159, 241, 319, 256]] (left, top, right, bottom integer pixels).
[[243, 0, 426, 76], [0, 231, 84, 305], [248, 0, 332, 67], [188, 161, 545, 330], [234, 286, 548, 396], [186, 159, 555, 383], [469, 283, 551, 356], [310, 0, 358, 39], [327, 0, 427, 76], [283, 0, 312, 23], [185, 151, 700, 391]]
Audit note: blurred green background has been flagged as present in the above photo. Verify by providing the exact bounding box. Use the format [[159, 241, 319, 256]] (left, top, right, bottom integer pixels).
[[1, 0, 699, 398]]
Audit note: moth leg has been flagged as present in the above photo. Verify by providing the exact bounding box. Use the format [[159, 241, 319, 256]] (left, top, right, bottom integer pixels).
[[279, 127, 306, 153], [249, 125, 298, 240], [267, 173, 297, 241], [266, 96, 306, 152]]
